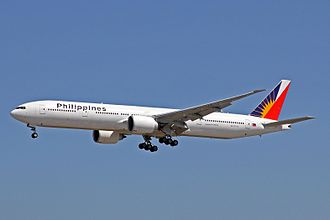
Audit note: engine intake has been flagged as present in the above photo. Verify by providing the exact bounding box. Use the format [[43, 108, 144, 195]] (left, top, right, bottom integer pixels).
[[128, 115, 159, 134], [93, 130, 125, 144]]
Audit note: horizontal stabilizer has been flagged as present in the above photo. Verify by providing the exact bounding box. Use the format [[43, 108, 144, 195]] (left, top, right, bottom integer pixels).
[[263, 116, 314, 127]]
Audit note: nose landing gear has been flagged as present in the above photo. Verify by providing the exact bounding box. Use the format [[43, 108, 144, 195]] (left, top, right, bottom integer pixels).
[[27, 124, 38, 139], [31, 132, 38, 139]]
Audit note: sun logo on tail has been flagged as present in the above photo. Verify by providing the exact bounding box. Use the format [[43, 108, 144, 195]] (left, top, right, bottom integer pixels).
[[251, 98, 275, 118], [259, 96, 275, 118]]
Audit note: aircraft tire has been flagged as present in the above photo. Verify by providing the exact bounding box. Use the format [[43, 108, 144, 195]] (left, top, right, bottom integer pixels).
[[31, 132, 38, 139]]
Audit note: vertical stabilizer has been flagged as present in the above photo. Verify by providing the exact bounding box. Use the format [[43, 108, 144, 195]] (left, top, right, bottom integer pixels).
[[250, 80, 291, 120]]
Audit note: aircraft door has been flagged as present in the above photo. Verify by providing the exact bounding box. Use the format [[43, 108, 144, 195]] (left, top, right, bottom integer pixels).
[[245, 119, 251, 129], [39, 105, 46, 115], [82, 110, 88, 117]]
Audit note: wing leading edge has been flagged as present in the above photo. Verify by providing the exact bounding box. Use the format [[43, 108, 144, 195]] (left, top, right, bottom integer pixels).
[[154, 89, 265, 124]]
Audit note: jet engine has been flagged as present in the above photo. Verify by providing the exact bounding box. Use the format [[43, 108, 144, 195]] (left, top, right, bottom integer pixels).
[[93, 130, 125, 144], [128, 115, 159, 134]]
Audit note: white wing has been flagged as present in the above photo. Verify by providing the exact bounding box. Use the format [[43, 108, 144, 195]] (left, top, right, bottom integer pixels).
[[154, 89, 265, 135], [155, 89, 265, 123]]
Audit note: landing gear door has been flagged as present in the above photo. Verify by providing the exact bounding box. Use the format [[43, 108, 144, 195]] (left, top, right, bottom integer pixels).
[[39, 105, 46, 115]]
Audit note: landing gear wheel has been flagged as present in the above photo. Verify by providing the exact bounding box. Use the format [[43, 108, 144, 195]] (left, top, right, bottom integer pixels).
[[150, 145, 158, 152], [164, 139, 170, 145], [144, 143, 151, 151], [138, 143, 145, 149], [159, 137, 164, 144], [139, 136, 159, 152], [27, 124, 38, 139], [171, 140, 178, 146], [31, 132, 38, 139]]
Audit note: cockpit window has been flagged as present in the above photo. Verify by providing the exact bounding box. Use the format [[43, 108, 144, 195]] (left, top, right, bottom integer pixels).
[[16, 106, 26, 109]]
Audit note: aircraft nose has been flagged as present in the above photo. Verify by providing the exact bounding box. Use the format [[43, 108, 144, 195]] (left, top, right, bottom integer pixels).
[[10, 109, 25, 121], [10, 109, 17, 118], [10, 105, 29, 123]]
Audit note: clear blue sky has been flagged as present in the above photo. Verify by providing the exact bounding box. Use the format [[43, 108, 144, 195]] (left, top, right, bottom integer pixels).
[[1, 1, 329, 219]]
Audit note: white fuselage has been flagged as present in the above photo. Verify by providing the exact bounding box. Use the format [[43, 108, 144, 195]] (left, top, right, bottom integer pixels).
[[10, 100, 289, 139]]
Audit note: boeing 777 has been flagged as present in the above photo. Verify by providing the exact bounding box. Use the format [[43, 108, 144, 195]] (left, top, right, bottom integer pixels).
[[10, 80, 313, 152]]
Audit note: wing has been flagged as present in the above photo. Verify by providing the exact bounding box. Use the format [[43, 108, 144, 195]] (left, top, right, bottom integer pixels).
[[155, 89, 265, 123], [154, 89, 265, 135]]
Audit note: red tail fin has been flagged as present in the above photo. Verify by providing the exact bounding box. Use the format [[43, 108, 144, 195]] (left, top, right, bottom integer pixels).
[[250, 80, 291, 120]]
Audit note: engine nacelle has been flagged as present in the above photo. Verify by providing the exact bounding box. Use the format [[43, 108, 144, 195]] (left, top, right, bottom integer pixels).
[[128, 115, 159, 134], [93, 130, 124, 144]]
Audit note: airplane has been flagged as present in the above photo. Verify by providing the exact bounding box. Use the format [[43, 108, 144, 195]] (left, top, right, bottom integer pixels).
[[10, 80, 313, 152]]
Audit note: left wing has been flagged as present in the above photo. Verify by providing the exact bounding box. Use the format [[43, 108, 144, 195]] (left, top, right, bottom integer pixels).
[[154, 89, 265, 124]]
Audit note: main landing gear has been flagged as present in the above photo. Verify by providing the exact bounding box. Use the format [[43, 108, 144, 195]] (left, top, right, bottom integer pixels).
[[27, 124, 38, 139], [138, 136, 158, 152], [138, 135, 179, 153], [159, 135, 178, 147]]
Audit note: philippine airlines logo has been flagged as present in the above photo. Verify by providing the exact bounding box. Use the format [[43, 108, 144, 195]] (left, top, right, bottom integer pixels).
[[250, 80, 291, 120], [57, 103, 106, 112]]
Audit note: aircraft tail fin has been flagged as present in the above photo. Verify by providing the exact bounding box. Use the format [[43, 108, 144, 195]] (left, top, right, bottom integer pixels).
[[250, 80, 291, 120]]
